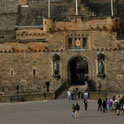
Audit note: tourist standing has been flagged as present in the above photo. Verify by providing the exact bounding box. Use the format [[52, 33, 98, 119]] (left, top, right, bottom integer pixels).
[[72, 104, 75, 118], [114, 100, 119, 114], [67, 90, 71, 100], [116, 102, 121, 115], [106, 98, 112, 111], [71, 88, 75, 100], [75, 88, 79, 100], [121, 96, 124, 114], [102, 99, 107, 112], [97, 97, 102, 111]]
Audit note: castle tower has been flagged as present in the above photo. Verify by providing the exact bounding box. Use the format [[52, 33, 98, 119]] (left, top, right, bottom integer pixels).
[[18, 0, 29, 5]]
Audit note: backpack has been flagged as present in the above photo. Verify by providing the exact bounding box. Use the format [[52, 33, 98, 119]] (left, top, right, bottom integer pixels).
[[76, 104, 80, 111]]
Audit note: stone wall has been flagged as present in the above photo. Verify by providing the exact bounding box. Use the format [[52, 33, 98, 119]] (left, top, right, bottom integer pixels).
[[0, 48, 124, 94], [0, 14, 17, 31], [0, 24, 124, 94], [0, 0, 18, 14], [0, 0, 18, 41], [0, 52, 63, 94]]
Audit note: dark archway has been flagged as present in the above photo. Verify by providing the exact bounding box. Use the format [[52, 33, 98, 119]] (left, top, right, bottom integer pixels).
[[68, 56, 89, 85]]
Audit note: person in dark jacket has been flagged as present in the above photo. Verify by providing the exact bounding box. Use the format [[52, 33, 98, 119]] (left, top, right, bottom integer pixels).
[[102, 99, 107, 112], [97, 97, 102, 111], [75, 103, 80, 117], [121, 96, 124, 114], [84, 99, 88, 111]]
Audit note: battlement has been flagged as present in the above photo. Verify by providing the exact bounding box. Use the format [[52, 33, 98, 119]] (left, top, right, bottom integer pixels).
[[16, 17, 120, 40], [43, 17, 120, 32], [0, 42, 45, 53], [16, 28, 46, 40]]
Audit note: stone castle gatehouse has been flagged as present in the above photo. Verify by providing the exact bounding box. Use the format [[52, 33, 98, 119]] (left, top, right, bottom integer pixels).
[[0, 0, 124, 95]]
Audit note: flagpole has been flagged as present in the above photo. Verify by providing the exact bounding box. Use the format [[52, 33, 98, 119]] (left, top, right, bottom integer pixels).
[[111, 0, 114, 16], [76, 0, 78, 16], [48, 0, 50, 18]]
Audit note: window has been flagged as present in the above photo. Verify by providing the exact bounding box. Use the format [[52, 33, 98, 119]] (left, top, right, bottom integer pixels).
[[33, 69, 36, 77], [68, 38, 73, 48], [10, 68, 15, 77], [82, 37, 87, 48], [67, 34, 89, 50], [11, 70, 14, 77]]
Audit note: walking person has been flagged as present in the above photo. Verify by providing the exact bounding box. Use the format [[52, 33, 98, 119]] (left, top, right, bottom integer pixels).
[[84, 98, 88, 111], [121, 96, 124, 114], [106, 98, 112, 111], [75, 88, 79, 100], [67, 89, 71, 100], [114, 100, 119, 114], [75, 103, 80, 118], [72, 104, 75, 118], [71, 88, 75, 100], [116, 102, 121, 115], [102, 99, 107, 112], [97, 97, 102, 111]]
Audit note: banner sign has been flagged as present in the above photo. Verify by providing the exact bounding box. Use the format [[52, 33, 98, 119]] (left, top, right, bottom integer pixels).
[[70, 49, 86, 52]]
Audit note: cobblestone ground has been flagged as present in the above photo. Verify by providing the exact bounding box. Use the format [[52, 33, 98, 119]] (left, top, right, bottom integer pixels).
[[0, 99, 124, 124]]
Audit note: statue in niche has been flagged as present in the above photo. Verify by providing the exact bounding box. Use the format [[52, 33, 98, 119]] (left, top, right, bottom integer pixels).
[[53, 60, 59, 76], [98, 59, 104, 74], [53, 54, 60, 78], [97, 53, 106, 79]]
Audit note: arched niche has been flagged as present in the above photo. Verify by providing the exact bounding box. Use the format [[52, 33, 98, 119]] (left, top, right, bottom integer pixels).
[[53, 54, 60, 79]]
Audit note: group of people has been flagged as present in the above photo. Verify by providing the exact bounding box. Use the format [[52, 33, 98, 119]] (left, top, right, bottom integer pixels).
[[71, 99, 88, 118], [67, 88, 82, 100], [97, 95, 124, 115], [70, 95, 124, 118], [72, 103, 80, 118], [67, 87, 124, 117]]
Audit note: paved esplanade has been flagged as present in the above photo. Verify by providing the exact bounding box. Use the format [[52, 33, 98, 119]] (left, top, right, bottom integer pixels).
[[0, 99, 124, 124]]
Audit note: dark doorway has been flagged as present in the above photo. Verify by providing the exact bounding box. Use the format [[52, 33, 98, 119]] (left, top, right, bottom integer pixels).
[[68, 56, 89, 85]]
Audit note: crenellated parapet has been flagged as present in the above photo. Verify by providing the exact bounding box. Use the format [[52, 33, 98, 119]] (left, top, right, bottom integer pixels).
[[16, 28, 46, 40], [43, 17, 120, 33], [16, 17, 120, 40], [0, 42, 45, 53]]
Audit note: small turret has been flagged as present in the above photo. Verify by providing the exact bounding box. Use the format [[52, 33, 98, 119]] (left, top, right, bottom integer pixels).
[[18, 0, 29, 5], [43, 19, 56, 32], [106, 17, 120, 32]]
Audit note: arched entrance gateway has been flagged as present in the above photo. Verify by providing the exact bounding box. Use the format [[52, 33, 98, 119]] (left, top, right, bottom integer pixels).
[[68, 56, 89, 85]]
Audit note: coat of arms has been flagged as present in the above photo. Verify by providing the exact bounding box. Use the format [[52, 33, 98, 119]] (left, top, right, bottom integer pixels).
[[75, 39, 81, 47]]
